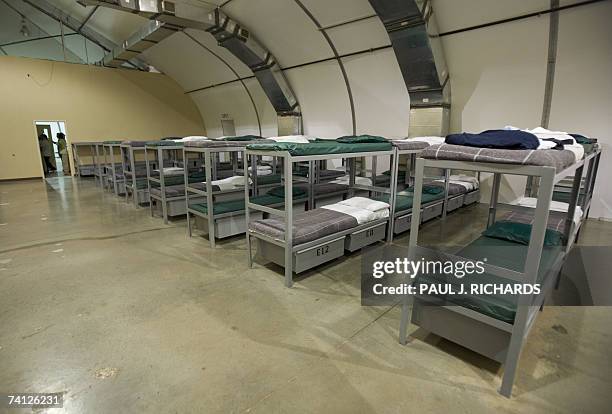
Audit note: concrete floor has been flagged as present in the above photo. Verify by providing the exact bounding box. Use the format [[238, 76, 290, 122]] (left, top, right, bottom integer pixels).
[[1, 177, 611, 413]]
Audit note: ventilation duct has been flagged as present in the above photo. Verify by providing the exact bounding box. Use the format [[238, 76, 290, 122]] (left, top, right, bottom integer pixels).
[[102, 20, 179, 67], [79, 0, 300, 117], [368, 0, 450, 137]]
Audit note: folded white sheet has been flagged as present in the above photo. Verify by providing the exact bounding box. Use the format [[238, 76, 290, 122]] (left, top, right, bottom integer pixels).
[[321, 204, 377, 225], [433, 174, 479, 191], [338, 196, 389, 212], [268, 135, 311, 143], [330, 176, 371, 186], [527, 127, 584, 161], [155, 167, 184, 176], [514, 196, 583, 227], [433, 179, 474, 191], [211, 175, 246, 191], [406, 136, 445, 146], [451, 174, 479, 188], [180, 136, 209, 142], [248, 166, 272, 176], [248, 165, 271, 172], [504, 126, 584, 161]]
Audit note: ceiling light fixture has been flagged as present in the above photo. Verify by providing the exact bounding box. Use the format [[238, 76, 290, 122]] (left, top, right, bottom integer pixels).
[[20, 18, 30, 37]]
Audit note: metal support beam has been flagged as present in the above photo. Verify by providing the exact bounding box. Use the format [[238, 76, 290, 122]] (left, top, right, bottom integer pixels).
[[79, 0, 300, 118], [1, 0, 83, 62], [21, 0, 149, 70]]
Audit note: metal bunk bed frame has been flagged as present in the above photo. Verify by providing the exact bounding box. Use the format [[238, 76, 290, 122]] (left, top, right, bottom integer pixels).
[[245, 148, 396, 288], [92, 142, 106, 187], [184, 145, 244, 248], [399, 147, 601, 398], [387, 147, 481, 239], [144, 143, 183, 224], [185, 146, 354, 248], [71, 142, 98, 177], [103, 142, 124, 196], [120, 143, 151, 208]]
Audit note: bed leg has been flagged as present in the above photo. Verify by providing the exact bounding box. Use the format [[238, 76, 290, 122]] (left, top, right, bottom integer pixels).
[[162, 202, 168, 225], [399, 296, 411, 345], [499, 307, 529, 398], [246, 233, 253, 268], [186, 211, 192, 238], [285, 266, 293, 288]]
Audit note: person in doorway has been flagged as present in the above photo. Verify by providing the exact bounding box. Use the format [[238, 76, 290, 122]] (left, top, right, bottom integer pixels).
[[39, 133, 55, 174], [57, 132, 69, 174]]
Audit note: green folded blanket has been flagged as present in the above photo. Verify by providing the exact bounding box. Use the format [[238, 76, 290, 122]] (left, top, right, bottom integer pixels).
[[267, 186, 308, 198], [246, 141, 392, 155], [336, 134, 389, 144], [403, 184, 444, 195], [219, 135, 262, 141], [482, 220, 564, 246], [382, 170, 407, 177], [146, 140, 183, 147]]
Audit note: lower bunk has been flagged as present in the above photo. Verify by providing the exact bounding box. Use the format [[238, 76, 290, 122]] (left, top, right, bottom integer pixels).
[[378, 177, 481, 235], [188, 182, 351, 245], [408, 214, 566, 363], [248, 197, 391, 274]]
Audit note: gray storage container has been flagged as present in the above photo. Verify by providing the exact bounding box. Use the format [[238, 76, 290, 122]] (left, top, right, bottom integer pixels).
[[463, 189, 480, 205], [256, 236, 345, 273], [345, 222, 387, 251], [154, 196, 206, 217], [421, 202, 443, 222], [446, 194, 464, 212], [195, 211, 263, 239], [394, 213, 412, 234]]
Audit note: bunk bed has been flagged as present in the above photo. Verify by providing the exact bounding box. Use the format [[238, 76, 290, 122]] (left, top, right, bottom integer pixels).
[[398, 139, 601, 398], [71, 142, 99, 177], [184, 135, 369, 247], [383, 138, 481, 239], [183, 138, 256, 248], [145, 139, 206, 223], [245, 137, 397, 287], [120, 141, 151, 207], [102, 140, 125, 195], [92, 142, 106, 187]]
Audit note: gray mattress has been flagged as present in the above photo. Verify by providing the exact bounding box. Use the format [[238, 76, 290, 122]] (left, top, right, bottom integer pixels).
[[250, 208, 358, 245], [150, 185, 185, 198], [184, 139, 270, 148], [317, 169, 346, 179], [422, 144, 576, 171], [189, 182, 222, 192], [391, 140, 430, 150], [500, 209, 570, 233], [151, 184, 225, 198], [314, 182, 349, 195], [427, 181, 470, 196], [123, 141, 147, 147]]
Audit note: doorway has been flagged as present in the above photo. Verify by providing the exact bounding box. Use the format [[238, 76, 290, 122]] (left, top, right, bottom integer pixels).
[[35, 121, 70, 177]]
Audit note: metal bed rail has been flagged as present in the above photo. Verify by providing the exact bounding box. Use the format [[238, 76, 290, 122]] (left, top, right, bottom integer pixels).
[[144, 144, 184, 224], [245, 148, 397, 288], [399, 146, 601, 397], [183, 145, 245, 248], [71, 142, 99, 177]]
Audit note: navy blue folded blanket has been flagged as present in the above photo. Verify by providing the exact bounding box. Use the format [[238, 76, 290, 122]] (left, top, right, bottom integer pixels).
[[445, 129, 539, 150]]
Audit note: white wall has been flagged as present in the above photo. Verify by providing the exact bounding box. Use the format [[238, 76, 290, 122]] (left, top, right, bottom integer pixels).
[[137, 0, 611, 218], [436, 0, 611, 217], [547, 1, 612, 219]]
